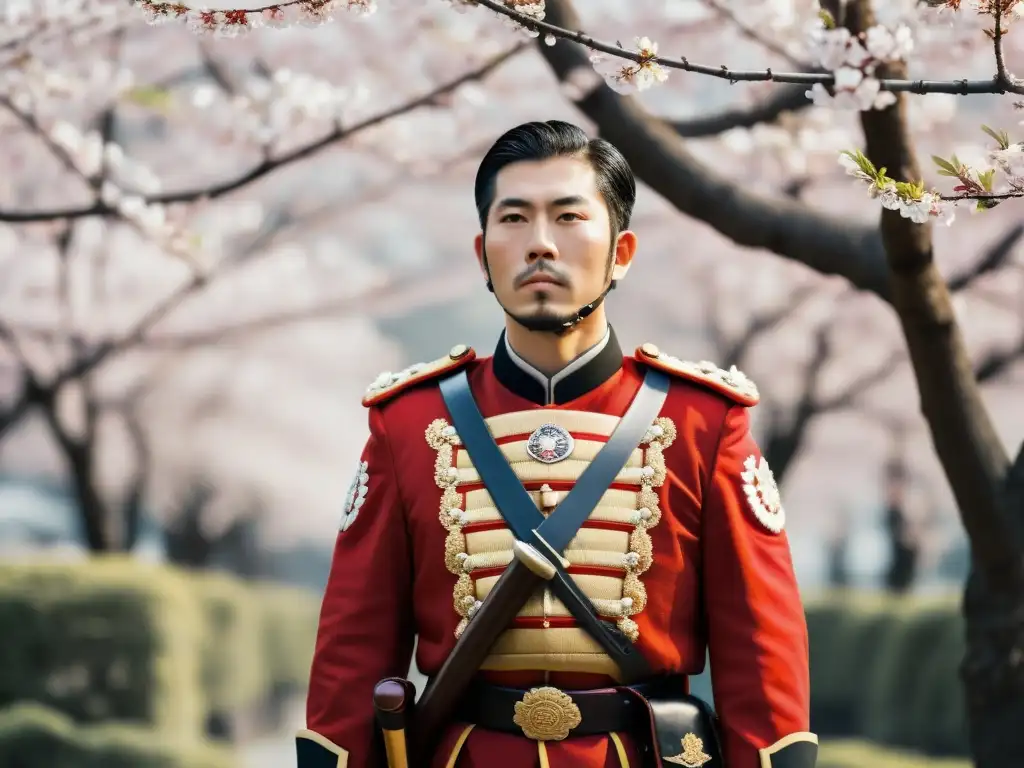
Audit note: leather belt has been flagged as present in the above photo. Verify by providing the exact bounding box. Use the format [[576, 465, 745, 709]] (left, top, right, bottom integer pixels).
[[455, 677, 684, 742]]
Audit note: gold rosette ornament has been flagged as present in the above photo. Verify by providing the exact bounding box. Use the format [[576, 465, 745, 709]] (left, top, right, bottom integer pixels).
[[512, 687, 582, 741]]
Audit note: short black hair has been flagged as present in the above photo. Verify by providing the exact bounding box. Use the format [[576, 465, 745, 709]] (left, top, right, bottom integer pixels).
[[473, 120, 636, 235]]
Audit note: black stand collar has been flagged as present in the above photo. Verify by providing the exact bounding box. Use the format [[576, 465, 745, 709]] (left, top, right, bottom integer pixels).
[[492, 326, 624, 406]]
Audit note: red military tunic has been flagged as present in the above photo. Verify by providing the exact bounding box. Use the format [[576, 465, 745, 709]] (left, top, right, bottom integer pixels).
[[297, 328, 815, 768]]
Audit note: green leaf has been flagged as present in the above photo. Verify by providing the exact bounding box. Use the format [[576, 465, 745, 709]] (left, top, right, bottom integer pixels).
[[981, 124, 1010, 150], [818, 9, 836, 29], [932, 155, 959, 174], [123, 86, 173, 111], [842, 149, 880, 179], [978, 168, 996, 191]]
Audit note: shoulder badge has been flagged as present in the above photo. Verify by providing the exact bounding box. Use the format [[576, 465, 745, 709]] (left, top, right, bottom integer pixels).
[[362, 344, 476, 408], [635, 343, 759, 407]]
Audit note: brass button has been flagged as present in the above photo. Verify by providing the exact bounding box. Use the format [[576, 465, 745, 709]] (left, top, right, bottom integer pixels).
[[640, 343, 660, 358], [449, 344, 469, 359]]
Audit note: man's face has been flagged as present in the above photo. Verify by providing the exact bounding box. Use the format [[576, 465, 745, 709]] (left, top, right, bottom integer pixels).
[[474, 156, 635, 326]]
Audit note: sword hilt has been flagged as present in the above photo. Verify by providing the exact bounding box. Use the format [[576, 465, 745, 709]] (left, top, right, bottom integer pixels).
[[374, 678, 415, 768], [512, 539, 557, 580]]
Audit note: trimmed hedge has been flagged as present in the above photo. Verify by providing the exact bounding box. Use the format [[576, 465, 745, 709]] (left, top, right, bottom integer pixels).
[[256, 583, 321, 695], [0, 557, 321, 744], [0, 557, 204, 740], [0, 558, 974, 763], [189, 571, 268, 717], [0, 702, 233, 768], [805, 590, 968, 757], [819, 739, 969, 768]]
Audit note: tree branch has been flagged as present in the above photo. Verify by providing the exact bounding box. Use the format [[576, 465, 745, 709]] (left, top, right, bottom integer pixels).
[[993, 5, 1024, 96], [715, 215, 1020, 485], [947, 223, 1024, 292], [698, 0, 806, 68], [723, 284, 819, 367], [473, 0, 1010, 94], [669, 84, 813, 138], [114, 266, 480, 350], [0, 42, 528, 223], [154, 0, 1016, 96], [672, 0, 814, 145], [816, 346, 904, 413], [536, 0, 891, 300], [0, 133, 484, 442], [974, 337, 1024, 383], [0, 318, 36, 375]]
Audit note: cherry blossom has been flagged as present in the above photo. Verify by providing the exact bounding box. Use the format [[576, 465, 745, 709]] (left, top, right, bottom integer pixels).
[[804, 18, 913, 111], [589, 36, 668, 94], [112, 0, 1024, 222]]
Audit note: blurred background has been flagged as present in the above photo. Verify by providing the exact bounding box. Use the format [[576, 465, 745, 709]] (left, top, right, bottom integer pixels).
[[1, 1, 1021, 766]]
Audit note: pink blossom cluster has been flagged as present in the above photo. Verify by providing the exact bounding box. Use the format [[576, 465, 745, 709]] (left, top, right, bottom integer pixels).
[[133, 0, 376, 36], [805, 19, 915, 111]]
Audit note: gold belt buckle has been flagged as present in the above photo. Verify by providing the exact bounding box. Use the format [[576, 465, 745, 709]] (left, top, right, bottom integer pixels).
[[512, 686, 582, 741]]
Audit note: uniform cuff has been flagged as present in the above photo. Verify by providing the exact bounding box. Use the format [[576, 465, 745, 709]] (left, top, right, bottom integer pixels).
[[758, 732, 818, 768], [296, 729, 350, 768]]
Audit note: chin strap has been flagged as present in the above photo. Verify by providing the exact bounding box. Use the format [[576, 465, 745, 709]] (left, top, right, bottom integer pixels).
[[551, 278, 617, 334]]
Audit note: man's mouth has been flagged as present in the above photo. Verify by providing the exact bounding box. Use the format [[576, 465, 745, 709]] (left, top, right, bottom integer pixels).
[[522, 274, 563, 287]]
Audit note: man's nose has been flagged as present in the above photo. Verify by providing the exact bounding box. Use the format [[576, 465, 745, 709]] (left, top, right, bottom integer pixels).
[[525, 223, 558, 261]]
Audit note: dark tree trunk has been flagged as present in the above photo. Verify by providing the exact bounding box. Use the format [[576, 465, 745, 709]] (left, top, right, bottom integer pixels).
[[66, 445, 118, 552], [842, 1, 1024, 762], [884, 504, 919, 594], [166, 506, 214, 567], [35, 383, 121, 553], [827, 538, 850, 589]]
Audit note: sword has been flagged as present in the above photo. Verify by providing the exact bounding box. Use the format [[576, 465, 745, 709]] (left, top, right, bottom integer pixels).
[[373, 678, 415, 768], [409, 542, 557, 757]]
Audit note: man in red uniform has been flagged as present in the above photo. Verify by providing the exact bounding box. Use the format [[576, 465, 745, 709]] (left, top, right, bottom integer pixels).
[[297, 120, 816, 768]]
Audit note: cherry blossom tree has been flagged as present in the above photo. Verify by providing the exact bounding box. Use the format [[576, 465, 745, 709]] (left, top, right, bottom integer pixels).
[[0, 2, 522, 551], [701, 220, 1024, 489], [8, 0, 1024, 761]]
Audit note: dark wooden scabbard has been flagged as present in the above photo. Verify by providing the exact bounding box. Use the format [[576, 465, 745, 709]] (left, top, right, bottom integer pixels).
[[410, 555, 545, 757]]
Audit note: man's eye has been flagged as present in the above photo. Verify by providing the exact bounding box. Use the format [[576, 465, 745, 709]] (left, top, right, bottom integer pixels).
[[500, 213, 525, 222], [558, 212, 583, 221]]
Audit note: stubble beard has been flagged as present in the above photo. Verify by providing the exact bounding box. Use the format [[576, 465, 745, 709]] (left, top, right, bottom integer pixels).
[[486, 241, 616, 335], [507, 289, 581, 333]]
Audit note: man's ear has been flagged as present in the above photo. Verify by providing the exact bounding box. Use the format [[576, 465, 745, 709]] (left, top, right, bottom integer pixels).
[[611, 230, 637, 281], [473, 233, 485, 273]]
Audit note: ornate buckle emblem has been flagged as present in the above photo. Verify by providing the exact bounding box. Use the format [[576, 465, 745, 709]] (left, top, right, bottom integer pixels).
[[526, 423, 575, 464], [665, 733, 712, 766], [512, 686, 582, 741]]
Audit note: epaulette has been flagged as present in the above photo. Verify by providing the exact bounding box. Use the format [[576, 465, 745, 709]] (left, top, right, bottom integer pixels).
[[635, 343, 759, 407], [361, 344, 476, 408]]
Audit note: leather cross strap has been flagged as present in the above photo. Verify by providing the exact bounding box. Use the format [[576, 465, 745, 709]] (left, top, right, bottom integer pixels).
[[438, 367, 670, 682]]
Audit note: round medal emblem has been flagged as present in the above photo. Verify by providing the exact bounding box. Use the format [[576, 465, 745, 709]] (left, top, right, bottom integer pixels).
[[526, 423, 575, 464]]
